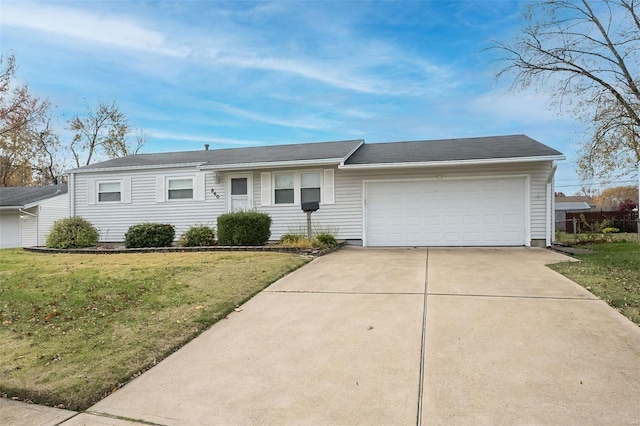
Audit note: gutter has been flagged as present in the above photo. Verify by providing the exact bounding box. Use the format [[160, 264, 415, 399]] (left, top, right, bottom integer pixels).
[[67, 162, 206, 174], [339, 154, 566, 170], [198, 158, 345, 171], [546, 160, 559, 247]]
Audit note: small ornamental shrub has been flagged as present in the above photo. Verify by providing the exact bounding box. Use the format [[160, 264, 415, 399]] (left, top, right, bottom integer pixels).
[[602, 227, 620, 234], [314, 232, 338, 247], [46, 216, 99, 249], [217, 211, 271, 246], [179, 225, 216, 247], [124, 223, 175, 248]]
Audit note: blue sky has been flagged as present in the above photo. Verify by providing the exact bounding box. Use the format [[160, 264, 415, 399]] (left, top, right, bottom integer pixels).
[[0, 0, 596, 193]]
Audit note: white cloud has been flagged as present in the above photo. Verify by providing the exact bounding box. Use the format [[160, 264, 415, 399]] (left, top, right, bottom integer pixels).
[[208, 101, 335, 131], [1, 2, 187, 57], [147, 131, 257, 147], [467, 88, 561, 124]]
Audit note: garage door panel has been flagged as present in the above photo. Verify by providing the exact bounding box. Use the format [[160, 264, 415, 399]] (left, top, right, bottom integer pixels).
[[365, 178, 526, 247]]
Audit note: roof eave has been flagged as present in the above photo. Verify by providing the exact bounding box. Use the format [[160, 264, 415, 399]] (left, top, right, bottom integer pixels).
[[339, 155, 566, 170], [199, 158, 345, 171], [67, 162, 207, 174], [0, 205, 23, 211]]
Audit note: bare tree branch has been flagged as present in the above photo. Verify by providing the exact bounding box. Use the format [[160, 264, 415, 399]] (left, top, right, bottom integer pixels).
[[493, 0, 640, 180]]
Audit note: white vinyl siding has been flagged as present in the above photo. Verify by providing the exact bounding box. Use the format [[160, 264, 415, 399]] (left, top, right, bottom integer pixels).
[[19, 208, 38, 247], [75, 169, 224, 241], [254, 162, 551, 243], [36, 193, 69, 246], [72, 161, 553, 245], [0, 193, 68, 248]]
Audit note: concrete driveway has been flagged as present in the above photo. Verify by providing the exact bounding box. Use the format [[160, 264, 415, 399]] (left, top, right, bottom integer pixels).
[[16, 247, 640, 425]]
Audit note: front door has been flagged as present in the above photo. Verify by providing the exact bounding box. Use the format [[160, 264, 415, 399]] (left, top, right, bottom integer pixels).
[[227, 173, 253, 212]]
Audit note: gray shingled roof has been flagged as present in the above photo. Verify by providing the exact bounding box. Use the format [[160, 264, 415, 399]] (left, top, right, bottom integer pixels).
[[0, 185, 68, 207], [71, 140, 363, 172], [343, 135, 563, 165]]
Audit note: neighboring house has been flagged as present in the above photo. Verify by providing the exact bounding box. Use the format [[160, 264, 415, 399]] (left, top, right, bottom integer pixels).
[[554, 196, 596, 231], [0, 185, 69, 248], [66, 134, 564, 247]]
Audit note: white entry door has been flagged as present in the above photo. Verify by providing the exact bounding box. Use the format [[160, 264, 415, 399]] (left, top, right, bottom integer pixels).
[[364, 177, 527, 247], [227, 173, 253, 212]]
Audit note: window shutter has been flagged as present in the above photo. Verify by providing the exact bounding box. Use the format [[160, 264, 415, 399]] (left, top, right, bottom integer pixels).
[[323, 169, 335, 205], [87, 179, 96, 205], [122, 177, 132, 204], [156, 176, 165, 202], [261, 172, 271, 206], [195, 173, 206, 201]]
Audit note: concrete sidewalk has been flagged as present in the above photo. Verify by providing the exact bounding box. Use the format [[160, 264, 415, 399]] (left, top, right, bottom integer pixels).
[[3, 247, 640, 425]]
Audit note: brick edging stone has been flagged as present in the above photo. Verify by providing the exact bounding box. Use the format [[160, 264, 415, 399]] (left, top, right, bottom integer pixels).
[[23, 241, 346, 256]]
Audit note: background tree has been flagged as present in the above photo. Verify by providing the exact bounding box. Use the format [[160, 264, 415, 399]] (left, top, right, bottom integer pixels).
[[494, 0, 640, 181], [0, 54, 53, 186], [594, 185, 639, 209], [69, 101, 144, 168]]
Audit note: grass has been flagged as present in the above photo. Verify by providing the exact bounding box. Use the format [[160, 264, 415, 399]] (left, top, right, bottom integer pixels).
[[549, 242, 640, 326], [0, 249, 309, 410]]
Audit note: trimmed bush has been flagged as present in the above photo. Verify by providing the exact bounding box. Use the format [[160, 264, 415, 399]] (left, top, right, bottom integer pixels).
[[315, 232, 338, 247], [46, 216, 99, 249], [179, 225, 216, 247], [217, 211, 271, 246], [124, 223, 175, 248]]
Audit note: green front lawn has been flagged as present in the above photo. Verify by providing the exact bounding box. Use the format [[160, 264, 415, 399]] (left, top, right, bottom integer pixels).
[[0, 249, 309, 410], [549, 242, 640, 326]]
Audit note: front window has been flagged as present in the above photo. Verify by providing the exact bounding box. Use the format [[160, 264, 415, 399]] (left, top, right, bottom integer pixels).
[[301, 172, 321, 203], [274, 174, 294, 204], [98, 182, 121, 202], [168, 178, 193, 200]]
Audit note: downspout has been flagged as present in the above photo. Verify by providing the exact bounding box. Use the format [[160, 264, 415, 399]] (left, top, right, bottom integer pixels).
[[69, 172, 75, 217], [546, 161, 558, 247]]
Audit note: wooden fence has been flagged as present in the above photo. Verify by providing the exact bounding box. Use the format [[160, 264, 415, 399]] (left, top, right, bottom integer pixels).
[[564, 211, 639, 233]]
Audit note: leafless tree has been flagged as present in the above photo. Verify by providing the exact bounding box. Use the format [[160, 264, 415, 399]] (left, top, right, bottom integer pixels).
[[494, 0, 640, 180], [68, 100, 145, 168]]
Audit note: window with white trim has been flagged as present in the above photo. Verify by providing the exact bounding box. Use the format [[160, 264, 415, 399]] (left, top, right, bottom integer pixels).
[[167, 178, 193, 200], [274, 173, 294, 204], [300, 172, 321, 203], [98, 182, 121, 202]]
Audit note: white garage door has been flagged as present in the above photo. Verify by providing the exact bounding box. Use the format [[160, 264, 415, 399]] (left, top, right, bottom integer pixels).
[[365, 177, 526, 247], [0, 211, 21, 248]]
